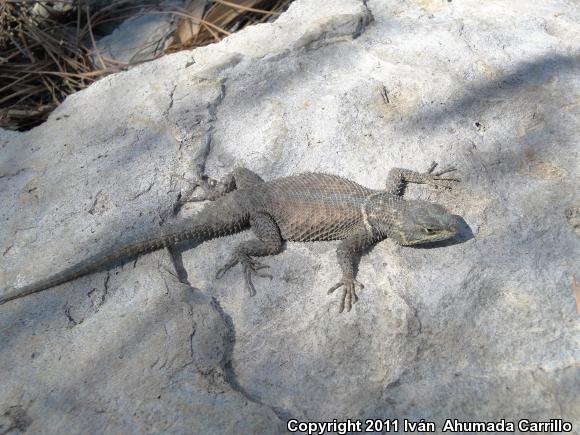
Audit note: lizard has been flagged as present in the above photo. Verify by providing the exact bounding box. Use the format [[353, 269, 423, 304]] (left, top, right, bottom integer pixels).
[[0, 163, 461, 312]]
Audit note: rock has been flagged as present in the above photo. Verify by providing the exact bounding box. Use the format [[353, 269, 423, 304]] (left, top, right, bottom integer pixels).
[[95, 0, 185, 64], [1, 0, 579, 432]]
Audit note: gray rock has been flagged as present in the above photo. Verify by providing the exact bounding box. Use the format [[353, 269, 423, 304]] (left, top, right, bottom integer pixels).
[[95, 0, 185, 64], [1, 0, 579, 433]]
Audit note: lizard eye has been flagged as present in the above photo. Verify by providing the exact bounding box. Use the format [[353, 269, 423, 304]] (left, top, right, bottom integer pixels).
[[423, 228, 435, 234]]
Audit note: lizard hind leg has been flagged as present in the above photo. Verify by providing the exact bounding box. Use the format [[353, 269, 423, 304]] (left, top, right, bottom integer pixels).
[[182, 167, 265, 204], [215, 212, 282, 297]]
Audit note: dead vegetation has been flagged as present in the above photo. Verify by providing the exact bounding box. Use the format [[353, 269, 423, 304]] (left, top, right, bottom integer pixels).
[[0, 0, 292, 130]]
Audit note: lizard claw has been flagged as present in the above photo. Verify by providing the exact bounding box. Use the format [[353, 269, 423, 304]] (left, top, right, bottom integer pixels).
[[327, 278, 364, 313], [215, 254, 271, 297], [215, 257, 238, 279], [175, 172, 232, 206], [427, 161, 439, 174], [184, 177, 229, 203], [241, 257, 272, 296], [426, 162, 460, 189]]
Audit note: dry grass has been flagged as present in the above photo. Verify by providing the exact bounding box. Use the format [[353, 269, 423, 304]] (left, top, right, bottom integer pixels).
[[0, 0, 293, 130]]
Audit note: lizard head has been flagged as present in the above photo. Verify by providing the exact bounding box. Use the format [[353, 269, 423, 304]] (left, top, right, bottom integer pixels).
[[389, 199, 461, 246], [366, 195, 460, 245]]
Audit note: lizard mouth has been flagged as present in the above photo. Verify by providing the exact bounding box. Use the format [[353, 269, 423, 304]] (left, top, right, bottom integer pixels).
[[398, 228, 459, 246]]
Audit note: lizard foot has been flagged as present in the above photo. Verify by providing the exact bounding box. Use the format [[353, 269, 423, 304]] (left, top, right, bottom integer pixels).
[[177, 175, 230, 204], [426, 161, 460, 189], [327, 278, 364, 313], [215, 254, 272, 296]]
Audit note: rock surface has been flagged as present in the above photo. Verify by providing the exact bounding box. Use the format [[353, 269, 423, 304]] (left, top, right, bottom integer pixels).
[[1, 0, 579, 433]]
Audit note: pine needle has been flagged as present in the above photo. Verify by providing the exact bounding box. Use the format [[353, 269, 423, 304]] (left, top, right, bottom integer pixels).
[[0, 0, 293, 130]]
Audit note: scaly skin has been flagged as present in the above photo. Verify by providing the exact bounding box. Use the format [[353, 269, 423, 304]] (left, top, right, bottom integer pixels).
[[1, 164, 460, 312]]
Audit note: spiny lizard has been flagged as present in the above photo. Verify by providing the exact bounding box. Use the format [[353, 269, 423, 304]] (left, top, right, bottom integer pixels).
[[1, 163, 461, 312]]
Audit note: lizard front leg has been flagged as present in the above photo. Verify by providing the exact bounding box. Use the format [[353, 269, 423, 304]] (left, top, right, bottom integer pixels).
[[385, 162, 459, 196], [327, 231, 378, 313], [215, 213, 282, 296]]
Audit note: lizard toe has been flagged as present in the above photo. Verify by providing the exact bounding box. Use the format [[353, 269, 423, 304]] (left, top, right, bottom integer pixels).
[[215, 257, 239, 279], [427, 161, 438, 174], [339, 287, 347, 313], [327, 281, 343, 295], [239, 256, 272, 296], [433, 165, 457, 176], [243, 267, 257, 297], [328, 278, 364, 313]]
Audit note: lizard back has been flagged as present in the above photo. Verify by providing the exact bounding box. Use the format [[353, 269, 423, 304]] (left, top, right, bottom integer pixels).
[[256, 173, 374, 241]]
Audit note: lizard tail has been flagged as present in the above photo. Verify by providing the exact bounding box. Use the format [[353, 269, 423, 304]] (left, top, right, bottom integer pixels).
[[0, 233, 175, 305], [1, 192, 250, 305]]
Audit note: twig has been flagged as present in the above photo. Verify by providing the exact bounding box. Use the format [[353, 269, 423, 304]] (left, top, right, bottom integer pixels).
[[85, 2, 106, 70], [212, 0, 281, 16]]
